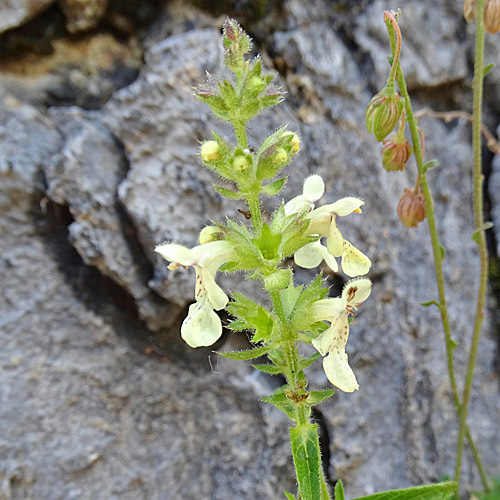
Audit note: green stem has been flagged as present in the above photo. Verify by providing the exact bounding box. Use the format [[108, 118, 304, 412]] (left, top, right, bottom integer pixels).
[[385, 18, 489, 493], [234, 120, 248, 149], [455, 0, 490, 494], [384, 11, 402, 92], [247, 192, 263, 234]]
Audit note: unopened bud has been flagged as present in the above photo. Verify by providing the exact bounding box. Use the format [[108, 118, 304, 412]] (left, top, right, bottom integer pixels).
[[233, 154, 251, 171], [397, 188, 426, 228], [464, 0, 477, 22], [201, 141, 221, 162], [366, 89, 403, 142], [272, 147, 288, 164], [281, 131, 300, 153], [199, 226, 220, 244], [485, 0, 500, 33], [381, 134, 412, 172]]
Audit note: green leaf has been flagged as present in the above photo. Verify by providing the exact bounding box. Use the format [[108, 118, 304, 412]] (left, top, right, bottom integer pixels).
[[422, 159, 440, 174], [216, 345, 270, 360], [283, 492, 297, 500], [306, 390, 335, 405], [449, 338, 459, 351], [262, 177, 287, 196], [298, 352, 322, 370], [421, 300, 440, 308], [439, 244, 446, 260], [290, 424, 323, 500], [214, 185, 243, 200], [472, 221, 494, 242], [226, 292, 275, 343], [279, 282, 303, 320], [483, 63, 495, 77], [252, 363, 283, 375], [253, 223, 282, 262], [335, 480, 346, 500], [262, 392, 297, 420], [290, 275, 329, 331], [352, 481, 457, 500]]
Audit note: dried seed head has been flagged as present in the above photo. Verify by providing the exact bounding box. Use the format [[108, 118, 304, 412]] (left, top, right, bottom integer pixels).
[[365, 89, 403, 142], [485, 0, 500, 33], [381, 134, 412, 172], [464, 0, 477, 22], [397, 188, 426, 227]]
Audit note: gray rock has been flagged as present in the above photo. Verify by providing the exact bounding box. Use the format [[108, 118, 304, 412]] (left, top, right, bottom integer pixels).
[[58, 0, 108, 33], [489, 125, 500, 257], [0, 0, 54, 34], [354, 0, 468, 91], [0, 94, 295, 500], [43, 107, 175, 331]]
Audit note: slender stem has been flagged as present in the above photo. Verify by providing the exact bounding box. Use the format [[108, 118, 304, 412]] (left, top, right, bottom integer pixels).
[[234, 120, 248, 149], [384, 11, 402, 91], [247, 192, 263, 234], [386, 19, 489, 492], [455, 0, 490, 494]]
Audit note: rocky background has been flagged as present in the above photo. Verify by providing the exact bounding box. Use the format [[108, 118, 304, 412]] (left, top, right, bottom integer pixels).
[[0, 0, 499, 499]]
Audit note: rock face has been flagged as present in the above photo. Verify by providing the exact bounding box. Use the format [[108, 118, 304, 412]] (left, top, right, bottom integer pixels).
[[0, 0, 54, 34], [0, 0, 499, 499]]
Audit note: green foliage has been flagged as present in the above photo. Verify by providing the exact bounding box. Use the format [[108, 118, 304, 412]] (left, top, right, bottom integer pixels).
[[216, 344, 271, 361], [335, 480, 346, 500], [290, 424, 323, 500], [473, 476, 500, 499], [351, 482, 457, 500], [226, 292, 275, 343]]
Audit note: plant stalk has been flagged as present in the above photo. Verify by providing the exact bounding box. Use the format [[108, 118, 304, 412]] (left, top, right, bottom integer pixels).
[[385, 17, 490, 492], [454, 0, 490, 494]]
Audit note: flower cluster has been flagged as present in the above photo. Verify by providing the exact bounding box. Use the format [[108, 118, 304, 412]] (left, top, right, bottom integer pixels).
[[309, 278, 372, 392], [285, 175, 371, 277]]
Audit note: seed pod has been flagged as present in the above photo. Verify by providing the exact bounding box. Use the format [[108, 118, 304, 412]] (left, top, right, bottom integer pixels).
[[365, 88, 404, 142], [464, 0, 477, 22], [397, 188, 426, 227], [381, 134, 412, 172], [485, 0, 500, 33]]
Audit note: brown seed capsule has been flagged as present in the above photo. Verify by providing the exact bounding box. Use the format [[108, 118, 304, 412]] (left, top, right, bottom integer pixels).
[[397, 188, 426, 228], [381, 134, 412, 172], [485, 0, 500, 33], [464, 0, 477, 22]]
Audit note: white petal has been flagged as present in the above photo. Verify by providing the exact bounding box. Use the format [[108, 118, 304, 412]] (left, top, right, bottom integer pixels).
[[310, 298, 345, 323], [323, 350, 359, 392], [181, 300, 223, 347], [303, 175, 325, 202], [327, 219, 344, 257], [319, 244, 339, 272], [200, 267, 228, 311], [284, 195, 309, 216], [311, 312, 348, 356], [306, 210, 331, 236], [326, 197, 364, 217], [342, 277, 372, 306], [155, 243, 195, 266], [341, 240, 371, 277], [192, 241, 237, 272], [294, 242, 323, 269]]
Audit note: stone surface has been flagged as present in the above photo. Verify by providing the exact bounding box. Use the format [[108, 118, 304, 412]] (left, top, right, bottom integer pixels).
[[43, 107, 175, 331], [0, 0, 54, 34], [0, 0, 499, 498], [58, 0, 108, 33]]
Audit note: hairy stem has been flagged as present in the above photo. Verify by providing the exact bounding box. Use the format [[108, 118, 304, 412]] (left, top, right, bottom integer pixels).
[[385, 19, 489, 492], [455, 0, 490, 494]]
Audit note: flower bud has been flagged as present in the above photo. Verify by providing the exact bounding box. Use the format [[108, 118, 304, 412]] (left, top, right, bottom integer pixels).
[[281, 131, 300, 153], [485, 0, 500, 33], [199, 226, 220, 244], [201, 141, 221, 162], [233, 154, 251, 171], [464, 0, 477, 22], [381, 134, 412, 172], [397, 188, 426, 228], [272, 147, 288, 164], [366, 88, 403, 142]]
